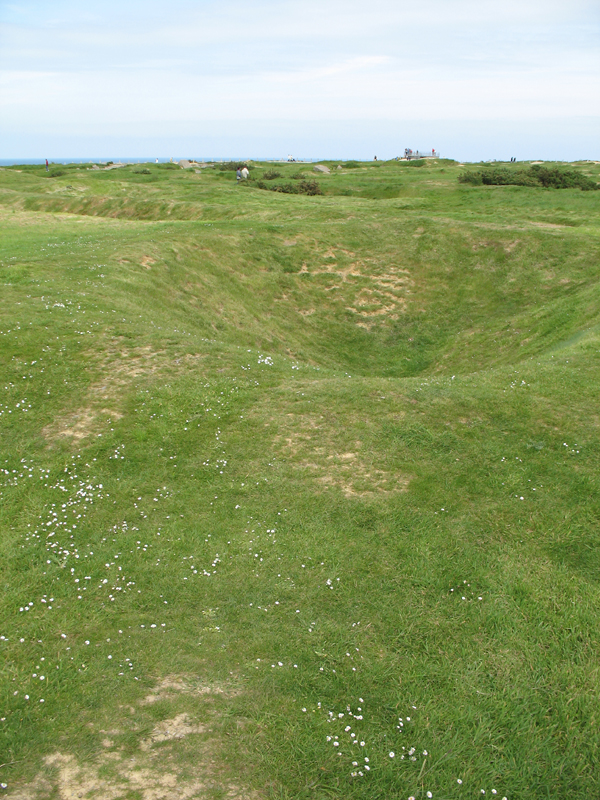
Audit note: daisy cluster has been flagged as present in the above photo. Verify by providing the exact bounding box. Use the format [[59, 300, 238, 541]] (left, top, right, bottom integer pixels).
[[1, 453, 173, 715], [449, 581, 484, 603], [0, 456, 37, 489], [504, 376, 530, 391], [315, 699, 426, 780], [181, 550, 221, 579], [0, 322, 22, 338], [498, 453, 545, 501], [298, 697, 511, 799], [0, 397, 32, 420], [320, 697, 371, 771], [14, 459, 142, 607]]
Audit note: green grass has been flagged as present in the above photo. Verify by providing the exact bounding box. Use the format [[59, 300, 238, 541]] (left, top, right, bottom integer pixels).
[[1, 158, 599, 799]]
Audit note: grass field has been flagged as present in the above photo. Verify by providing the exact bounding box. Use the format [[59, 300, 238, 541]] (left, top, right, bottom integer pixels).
[[1, 157, 599, 800]]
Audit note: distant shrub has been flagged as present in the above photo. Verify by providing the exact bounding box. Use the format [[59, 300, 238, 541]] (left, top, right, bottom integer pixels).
[[133, 168, 151, 175], [458, 172, 483, 185], [271, 183, 299, 194], [159, 163, 179, 170], [218, 162, 249, 171], [262, 170, 281, 180], [344, 161, 359, 169], [459, 166, 598, 190], [530, 165, 598, 190], [297, 180, 323, 196], [289, 171, 306, 180], [49, 169, 66, 177], [256, 179, 322, 196]]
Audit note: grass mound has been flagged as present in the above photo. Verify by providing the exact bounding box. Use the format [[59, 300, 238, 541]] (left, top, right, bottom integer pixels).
[[1, 158, 599, 800]]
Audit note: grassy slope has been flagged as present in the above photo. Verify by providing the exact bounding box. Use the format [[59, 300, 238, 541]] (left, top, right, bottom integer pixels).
[[0, 159, 599, 799]]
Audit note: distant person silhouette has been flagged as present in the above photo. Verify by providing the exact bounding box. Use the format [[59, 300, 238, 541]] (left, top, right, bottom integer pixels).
[[45, 159, 49, 172]]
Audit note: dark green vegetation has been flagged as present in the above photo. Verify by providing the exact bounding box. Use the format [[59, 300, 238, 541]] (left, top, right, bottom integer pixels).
[[256, 178, 323, 195], [459, 164, 599, 191], [1, 157, 599, 799]]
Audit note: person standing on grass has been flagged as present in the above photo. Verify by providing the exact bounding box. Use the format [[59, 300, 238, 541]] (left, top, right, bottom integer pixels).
[[241, 166, 249, 180], [45, 159, 49, 172], [236, 167, 242, 183]]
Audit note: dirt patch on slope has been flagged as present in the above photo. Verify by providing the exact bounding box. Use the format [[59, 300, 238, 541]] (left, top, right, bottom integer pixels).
[[42, 346, 165, 443], [42, 406, 122, 442], [274, 414, 410, 498], [298, 247, 412, 326]]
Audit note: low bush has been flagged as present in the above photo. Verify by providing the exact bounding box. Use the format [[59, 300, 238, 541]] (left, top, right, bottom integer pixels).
[[297, 180, 323, 195], [459, 166, 598, 191], [262, 170, 281, 180], [530, 165, 598, 190], [271, 183, 298, 194], [458, 172, 483, 185], [344, 161, 360, 169], [133, 168, 151, 175], [255, 179, 322, 196]]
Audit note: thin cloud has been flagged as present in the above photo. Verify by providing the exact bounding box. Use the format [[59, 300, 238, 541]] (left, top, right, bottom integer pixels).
[[0, 0, 598, 158]]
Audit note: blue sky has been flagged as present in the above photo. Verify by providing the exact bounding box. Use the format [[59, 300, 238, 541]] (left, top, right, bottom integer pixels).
[[1, 0, 599, 160]]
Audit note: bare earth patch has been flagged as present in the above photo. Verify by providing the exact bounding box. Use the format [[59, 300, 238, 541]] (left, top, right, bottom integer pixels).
[[6, 677, 258, 800], [43, 406, 122, 442], [6, 748, 259, 800], [42, 346, 166, 444], [275, 415, 410, 498], [140, 713, 205, 750], [298, 247, 411, 325], [140, 675, 233, 706]]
